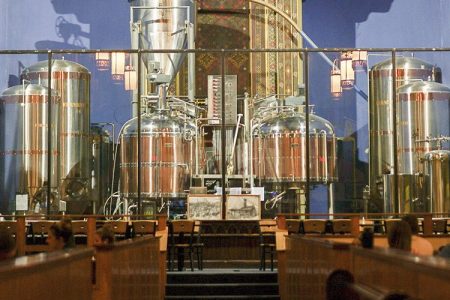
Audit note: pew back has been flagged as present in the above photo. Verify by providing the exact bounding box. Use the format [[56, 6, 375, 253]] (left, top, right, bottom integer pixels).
[[93, 236, 161, 300], [0, 248, 93, 300]]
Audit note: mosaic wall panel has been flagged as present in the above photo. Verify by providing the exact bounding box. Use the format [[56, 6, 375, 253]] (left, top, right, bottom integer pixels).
[[175, 0, 250, 98], [250, 0, 302, 97], [174, 0, 302, 99]]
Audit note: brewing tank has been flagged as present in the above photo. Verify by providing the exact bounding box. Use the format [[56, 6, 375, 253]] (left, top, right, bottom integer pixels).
[[120, 111, 188, 199], [397, 81, 450, 174], [90, 125, 113, 212], [253, 109, 337, 183], [0, 84, 59, 213], [369, 57, 441, 182], [369, 57, 441, 212], [22, 59, 91, 205], [424, 150, 450, 213]]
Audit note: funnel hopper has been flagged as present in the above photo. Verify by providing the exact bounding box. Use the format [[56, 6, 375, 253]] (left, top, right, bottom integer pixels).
[[130, 0, 195, 84]]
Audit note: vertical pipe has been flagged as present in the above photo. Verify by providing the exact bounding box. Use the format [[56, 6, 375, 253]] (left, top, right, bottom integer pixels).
[[391, 51, 399, 213], [130, 7, 140, 118], [158, 84, 167, 110], [328, 183, 334, 217], [137, 50, 142, 216], [249, 118, 254, 189], [46, 51, 52, 216], [188, 23, 195, 102], [243, 93, 249, 180], [221, 51, 226, 219], [304, 50, 310, 214]]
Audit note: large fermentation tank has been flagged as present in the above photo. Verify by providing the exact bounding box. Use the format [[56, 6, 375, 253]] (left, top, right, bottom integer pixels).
[[90, 125, 113, 212], [424, 150, 450, 212], [253, 109, 337, 183], [22, 59, 91, 205], [369, 57, 441, 212], [0, 84, 59, 213], [120, 112, 189, 199], [397, 81, 450, 174]]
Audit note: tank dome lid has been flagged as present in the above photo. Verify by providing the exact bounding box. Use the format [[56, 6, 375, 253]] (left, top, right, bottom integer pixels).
[[371, 56, 437, 71], [22, 59, 90, 74], [259, 111, 334, 135], [398, 80, 450, 93], [424, 149, 450, 160], [122, 112, 185, 135], [1, 83, 59, 97]]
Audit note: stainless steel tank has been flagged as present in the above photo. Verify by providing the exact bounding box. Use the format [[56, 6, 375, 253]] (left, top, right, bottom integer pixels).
[[0, 84, 59, 213], [253, 109, 337, 183], [424, 150, 450, 213], [397, 81, 450, 174], [22, 59, 91, 205], [129, 0, 196, 84], [369, 57, 441, 212], [90, 125, 113, 212], [120, 112, 188, 198]]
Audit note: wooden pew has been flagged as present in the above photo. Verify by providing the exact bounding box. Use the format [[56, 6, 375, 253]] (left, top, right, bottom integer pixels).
[[284, 236, 352, 300], [282, 235, 450, 300], [352, 247, 450, 299], [93, 236, 162, 300], [0, 248, 93, 300]]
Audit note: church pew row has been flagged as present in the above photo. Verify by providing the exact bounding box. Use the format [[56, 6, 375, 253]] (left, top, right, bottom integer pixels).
[[278, 235, 450, 300], [0, 235, 165, 300], [0, 248, 94, 300]]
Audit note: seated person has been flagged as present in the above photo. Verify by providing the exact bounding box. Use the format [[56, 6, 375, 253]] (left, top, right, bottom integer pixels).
[[437, 244, 450, 259], [359, 227, 374, 249], [94, 224, 115, 245], [0, 228, 16, 260], [401, 215, 433, 256], [46, 221, 74, 251], [387, 220, 411, 252], [60, 217, 76, 248]]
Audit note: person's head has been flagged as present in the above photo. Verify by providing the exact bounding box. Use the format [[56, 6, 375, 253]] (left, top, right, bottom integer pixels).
[[401, 215, 420, 235], [47, 221, 73, 251], [388, 220, 412, 251], [326, 269, 358, 300], [359, 227, 374, 249], [437, 244, 450, 259], [0, 228, 16, 260], [94, 224, 115, 245]]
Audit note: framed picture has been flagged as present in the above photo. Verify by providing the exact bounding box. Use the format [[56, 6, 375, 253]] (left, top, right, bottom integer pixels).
[[226, 195, 261, 220], [187, 195, 222, 220]]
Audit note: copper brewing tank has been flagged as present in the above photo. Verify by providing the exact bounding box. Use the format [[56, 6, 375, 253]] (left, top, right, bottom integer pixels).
[[253, 109, 337, 183], [120, 111, 188, 198]]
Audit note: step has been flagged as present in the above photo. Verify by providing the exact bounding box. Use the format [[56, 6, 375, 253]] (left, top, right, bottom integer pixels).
[[165, 295, 280, 300], [165, 269, 279, 298], [167, 269, 278, 284], [166, 282, 279, 296]]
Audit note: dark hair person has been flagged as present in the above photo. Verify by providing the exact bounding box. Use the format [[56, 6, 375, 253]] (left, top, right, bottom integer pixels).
[[387, 220, 412, 252], [94, 224, 115, 245], [0, 228, 16, 260], [359, 227, 374, 249], [47, 221, 74, 251], [401, 215, 433, 256]]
